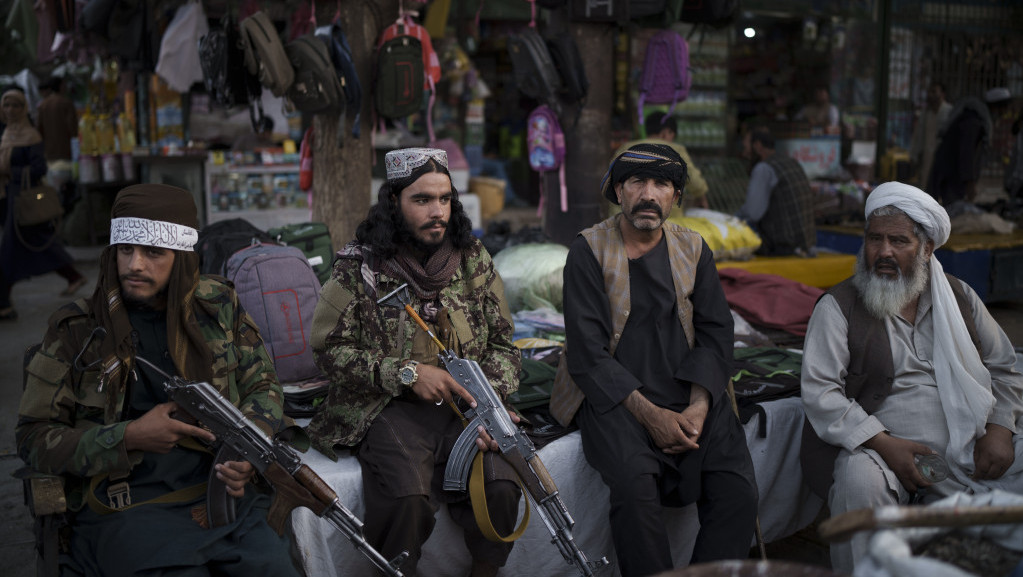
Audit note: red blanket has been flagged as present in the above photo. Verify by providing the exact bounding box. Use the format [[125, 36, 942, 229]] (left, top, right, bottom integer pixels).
[[718, 267, 824, 337]]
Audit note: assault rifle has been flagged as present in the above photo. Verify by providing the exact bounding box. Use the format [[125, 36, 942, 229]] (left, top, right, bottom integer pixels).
[[136, 357, 407, 577], [377, 285, 610, 576]]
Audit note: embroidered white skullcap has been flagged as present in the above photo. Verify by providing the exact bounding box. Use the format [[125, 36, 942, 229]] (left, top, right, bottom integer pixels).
[[384, 148, 448, 181], [865, 181, 951, 247], [985, 87, 1011, 103]]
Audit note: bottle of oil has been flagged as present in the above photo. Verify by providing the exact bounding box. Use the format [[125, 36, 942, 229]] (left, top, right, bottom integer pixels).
[[78, 103, 97, 155], [95, 112, 116, 154]]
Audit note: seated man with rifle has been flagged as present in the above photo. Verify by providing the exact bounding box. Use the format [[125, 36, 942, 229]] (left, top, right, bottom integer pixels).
[[306, 148, 527, 577], [15, 184, 304, 576]]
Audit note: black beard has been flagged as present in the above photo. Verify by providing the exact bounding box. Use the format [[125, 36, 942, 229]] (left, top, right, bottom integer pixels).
[[395, 211, 444, 255]]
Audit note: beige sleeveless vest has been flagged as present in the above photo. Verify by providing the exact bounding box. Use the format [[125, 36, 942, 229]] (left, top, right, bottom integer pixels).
[[549, 214, 703, 426]]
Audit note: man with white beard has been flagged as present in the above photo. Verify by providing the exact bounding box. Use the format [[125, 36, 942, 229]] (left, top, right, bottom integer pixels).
[[799, 181, 1023, 574]]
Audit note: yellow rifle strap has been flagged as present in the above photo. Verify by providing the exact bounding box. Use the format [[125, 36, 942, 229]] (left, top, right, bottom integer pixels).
[[469, 450, 530, 543], [86, 475, 208, 515]]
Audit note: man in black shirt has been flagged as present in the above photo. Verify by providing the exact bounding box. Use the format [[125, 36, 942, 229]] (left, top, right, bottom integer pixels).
[[551, 143, 758, 577]]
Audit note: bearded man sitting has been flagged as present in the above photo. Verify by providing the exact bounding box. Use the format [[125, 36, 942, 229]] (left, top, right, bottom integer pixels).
[[799, 181, 1023, 574]]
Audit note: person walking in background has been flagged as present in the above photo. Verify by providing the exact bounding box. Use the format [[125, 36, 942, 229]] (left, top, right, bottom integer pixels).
[[910, 81, 952, 190], [36, 76, 78, 164], [0, 89, 85, 321]]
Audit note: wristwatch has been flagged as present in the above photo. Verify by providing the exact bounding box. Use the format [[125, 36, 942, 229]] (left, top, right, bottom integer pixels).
[[398, 360, 419, 387]]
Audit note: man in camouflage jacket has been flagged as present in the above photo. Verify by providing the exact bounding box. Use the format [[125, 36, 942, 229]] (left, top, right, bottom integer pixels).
[[307, 148, 521, 577], [16, 184, 301, 577]]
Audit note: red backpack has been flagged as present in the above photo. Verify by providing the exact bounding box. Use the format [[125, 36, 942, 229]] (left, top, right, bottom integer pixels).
[[375, 14, 441, 140], [527, 105, 568, 214]]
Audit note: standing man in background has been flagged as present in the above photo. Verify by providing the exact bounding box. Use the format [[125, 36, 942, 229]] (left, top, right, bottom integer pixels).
[[910, 81, 952, 191], [36, 76, 77, 164], [736, 127, 816, 256]]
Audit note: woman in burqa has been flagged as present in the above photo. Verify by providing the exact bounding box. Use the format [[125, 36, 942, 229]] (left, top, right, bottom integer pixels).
[[0, 88, 86, 320]]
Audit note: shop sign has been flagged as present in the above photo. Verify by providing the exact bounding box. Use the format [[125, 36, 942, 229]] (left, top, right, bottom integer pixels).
[[777, 137, 841, 179]]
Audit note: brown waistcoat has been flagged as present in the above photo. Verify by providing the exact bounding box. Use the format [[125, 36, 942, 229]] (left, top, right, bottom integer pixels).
[[799, 274, 980, 499], [549, 214, 702, 427]]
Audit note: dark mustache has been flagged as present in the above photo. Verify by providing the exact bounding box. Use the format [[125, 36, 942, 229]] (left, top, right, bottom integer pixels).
[[419, 220, 447, 230], [873, 258, 898, 270], [631, 201, 663, 217], [119, 275, 153, 285]]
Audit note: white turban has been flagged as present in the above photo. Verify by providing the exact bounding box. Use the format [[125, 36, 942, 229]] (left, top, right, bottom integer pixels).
[[865, 181, 993, 489], [864, 181, 950, 247]]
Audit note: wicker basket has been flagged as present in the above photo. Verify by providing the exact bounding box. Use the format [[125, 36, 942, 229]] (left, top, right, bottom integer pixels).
[[470, 176, 506, 220]]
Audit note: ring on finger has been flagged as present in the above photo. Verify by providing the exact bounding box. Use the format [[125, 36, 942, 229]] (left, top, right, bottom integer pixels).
[[435, 398, 444, 406]]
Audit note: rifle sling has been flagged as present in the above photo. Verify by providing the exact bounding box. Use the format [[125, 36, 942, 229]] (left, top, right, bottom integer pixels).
[[86, 437, 213, 516], [469, 450, 530, 543]]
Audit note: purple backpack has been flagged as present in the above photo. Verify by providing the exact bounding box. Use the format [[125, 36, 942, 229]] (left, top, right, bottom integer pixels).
[[527, 105, 568, 213], [226, 243, 324, 384], [637, 30, 691, 126]]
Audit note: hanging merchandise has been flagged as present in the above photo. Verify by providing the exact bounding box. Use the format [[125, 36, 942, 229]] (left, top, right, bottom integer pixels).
[[527, 105, 568, 214], [316, 9, 363, 141], [200, 16, 259, 109], [506, 3, 561, 111], [155, 1, 209, 93], [375, 11, 442, 141], [299, 126, 314, 192], [240, 11, 296, 98], [636, 29, 691, 126], [545, 34, 589, 126], [285, 34, 344, 114]]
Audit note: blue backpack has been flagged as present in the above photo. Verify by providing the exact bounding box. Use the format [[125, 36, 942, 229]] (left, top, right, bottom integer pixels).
[[316, 19, 362, 142]]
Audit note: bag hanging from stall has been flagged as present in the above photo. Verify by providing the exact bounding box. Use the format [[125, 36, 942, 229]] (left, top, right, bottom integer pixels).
[[375, 14, 441, 140], [507, 27, 562, 109], [637, 29, 691, 126], [527, 105, 568, 214], [299, 126, 314, 192], [195, 218, 276, 277], [240, 11, 295, 98], [199, 16, 257, 108], [545, 34, 588, 124], [316, 18, 363, 140], [285, 34, 344, 114]]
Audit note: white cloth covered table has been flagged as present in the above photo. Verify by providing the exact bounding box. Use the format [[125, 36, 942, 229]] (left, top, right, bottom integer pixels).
[[290, 397, 822, 576]]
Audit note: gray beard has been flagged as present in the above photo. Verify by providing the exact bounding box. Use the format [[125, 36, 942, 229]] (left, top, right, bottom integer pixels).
[[852, 248, 929, 319]]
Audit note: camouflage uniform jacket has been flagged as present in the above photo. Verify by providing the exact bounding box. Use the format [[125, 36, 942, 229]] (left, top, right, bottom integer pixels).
[[307, 238, 520, 459], [15, 276, 286, 512]]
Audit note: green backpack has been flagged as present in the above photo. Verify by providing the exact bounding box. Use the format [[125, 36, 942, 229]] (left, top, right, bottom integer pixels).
[[267, 222, 334, 284]]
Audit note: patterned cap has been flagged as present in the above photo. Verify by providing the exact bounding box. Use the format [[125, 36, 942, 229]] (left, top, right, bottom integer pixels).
[[385, 148, 448, 181]]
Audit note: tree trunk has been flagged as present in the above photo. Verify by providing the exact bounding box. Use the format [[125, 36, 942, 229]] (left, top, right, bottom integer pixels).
[[543, 20, 614, 246], [311, 0, 398, 249]]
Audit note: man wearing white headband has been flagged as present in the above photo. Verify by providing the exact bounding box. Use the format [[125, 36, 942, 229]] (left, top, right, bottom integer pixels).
[[307, 148, 522, 576], [17, 184, 302, 576], [800, 181, 1023, 573]]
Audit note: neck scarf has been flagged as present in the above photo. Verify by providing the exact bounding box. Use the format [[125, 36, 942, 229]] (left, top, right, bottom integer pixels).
[[865, 182, 994, 487], [0, 90, 42, 180], [380, 241, 462, 319]]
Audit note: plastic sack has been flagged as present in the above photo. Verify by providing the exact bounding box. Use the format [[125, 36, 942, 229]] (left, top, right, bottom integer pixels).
[[493, 243, 569, 313], [155, 2, 209, 93], [671, 208, 761, 261]]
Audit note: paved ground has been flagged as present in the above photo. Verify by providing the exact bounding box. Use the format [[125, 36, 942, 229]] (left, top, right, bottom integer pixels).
[[3, 243, 1023, 576]]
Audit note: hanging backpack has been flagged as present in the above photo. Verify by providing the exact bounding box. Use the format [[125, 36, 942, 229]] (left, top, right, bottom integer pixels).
[[527, 105, 568, 213], [199, 16, 258, 109], [226, 243, 324, 384], [316, 19, 362, 140], [545, 34, 588, 124], [285, 34, 344, 114], [637, 29, 691, 126], [507, 27, 562, 109], [375, 15, 441, 139], [240, 11, 295, 98]]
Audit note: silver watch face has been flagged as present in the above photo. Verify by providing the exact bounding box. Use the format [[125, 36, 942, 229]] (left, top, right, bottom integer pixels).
[[399, 366, 416, 385]]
